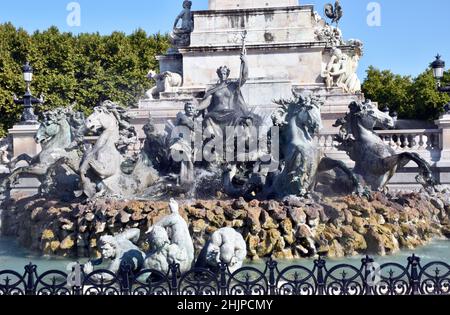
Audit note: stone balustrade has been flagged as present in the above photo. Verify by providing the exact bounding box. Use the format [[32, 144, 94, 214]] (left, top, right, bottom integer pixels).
[[8, 115, 450, 189], [84, 129, 444, 161], [318, 129, 442, 155]]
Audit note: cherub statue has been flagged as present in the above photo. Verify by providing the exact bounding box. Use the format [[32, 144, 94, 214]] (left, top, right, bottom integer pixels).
[[322, 47, 362, 94], [195, 227, 247, 273], [145, 70, 183, 100], [322, 47, 348, 90], [83, 229, 145, 280]]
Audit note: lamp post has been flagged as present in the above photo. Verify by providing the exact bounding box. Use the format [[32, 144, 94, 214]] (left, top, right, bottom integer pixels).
[[13, 62, 43, 124], [431, 55, 450, 94]]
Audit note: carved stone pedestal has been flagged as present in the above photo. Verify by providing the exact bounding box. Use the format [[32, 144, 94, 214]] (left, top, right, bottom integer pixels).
[[435, 114, 450, 162], [8, 123, 40, 158], [7, 124, 41, 198]]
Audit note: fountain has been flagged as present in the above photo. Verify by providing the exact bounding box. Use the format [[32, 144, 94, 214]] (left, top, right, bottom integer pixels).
[[0, 0, 450, 281]]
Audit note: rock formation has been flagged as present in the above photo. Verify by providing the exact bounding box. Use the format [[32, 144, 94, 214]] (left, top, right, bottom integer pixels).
[[2, 191, 449, 261]]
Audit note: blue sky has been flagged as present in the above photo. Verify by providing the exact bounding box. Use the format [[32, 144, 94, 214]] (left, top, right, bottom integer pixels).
[[1, 0, 449, 79]]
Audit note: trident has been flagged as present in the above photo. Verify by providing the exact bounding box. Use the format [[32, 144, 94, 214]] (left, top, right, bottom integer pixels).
[[239, 30, 248, 87]]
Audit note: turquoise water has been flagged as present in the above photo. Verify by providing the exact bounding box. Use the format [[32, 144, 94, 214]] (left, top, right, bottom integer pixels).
[[0, 237, 90, 273], [1, 236, 449, 273], [248, 239, 450, 271]]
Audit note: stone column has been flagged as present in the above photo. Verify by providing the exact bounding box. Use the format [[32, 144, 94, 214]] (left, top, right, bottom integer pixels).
[[8, 123, 41, 158], [435, 114, 450, 184]]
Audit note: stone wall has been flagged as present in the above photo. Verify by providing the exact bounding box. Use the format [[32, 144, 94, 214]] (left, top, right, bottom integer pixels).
[[2, 192, 450, 260]]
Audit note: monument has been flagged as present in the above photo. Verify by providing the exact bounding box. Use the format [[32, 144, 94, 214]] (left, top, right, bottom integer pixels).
[[1, 0, 449, 268], [131, 0, 364, 136]]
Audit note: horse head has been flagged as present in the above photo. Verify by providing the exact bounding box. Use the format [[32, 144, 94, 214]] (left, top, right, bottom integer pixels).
[[296, 100, 323, 139], [86, 105, 118, 133], [349, 100, 395, 131], [275, 91, 324, 141], [35, 109, 71, 148]]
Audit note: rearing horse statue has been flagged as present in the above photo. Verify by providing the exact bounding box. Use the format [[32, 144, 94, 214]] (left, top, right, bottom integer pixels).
[[80, 105, 123, 198], [223, 91, 367, 199], [334, 100, 437, 191], [0, 107, 84, 196], [80, 101, 159, 199], [263, 91, 366, 198]]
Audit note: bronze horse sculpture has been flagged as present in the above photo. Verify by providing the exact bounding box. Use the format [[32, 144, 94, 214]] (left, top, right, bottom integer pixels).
[[334, 100, 437, 191], [79, 101, 159, 199], [0, 107, 85, 198], [223, 91, 367, 199]]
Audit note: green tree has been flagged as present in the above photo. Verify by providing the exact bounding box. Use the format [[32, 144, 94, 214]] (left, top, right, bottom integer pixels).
[[0, 23, 32, 135], [362, 66, 450, 121], [361, 66, 413, 118], [0, 23, 169, 137], [409, 70, 450, 120]]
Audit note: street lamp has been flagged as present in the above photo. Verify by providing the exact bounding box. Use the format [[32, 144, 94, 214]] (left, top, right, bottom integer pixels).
[[22, 62, 33, 85], [13, 62, 43, 124], [431, 54, 450, 93]]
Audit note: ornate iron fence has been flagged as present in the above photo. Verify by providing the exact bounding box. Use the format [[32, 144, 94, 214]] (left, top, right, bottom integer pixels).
[[0, 255, 449, 296]]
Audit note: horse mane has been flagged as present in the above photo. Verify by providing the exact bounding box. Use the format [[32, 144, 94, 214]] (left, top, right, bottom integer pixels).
[[42, 106, 87, 145], [273, 91, 324, 125], [99, 100, 139, 154]]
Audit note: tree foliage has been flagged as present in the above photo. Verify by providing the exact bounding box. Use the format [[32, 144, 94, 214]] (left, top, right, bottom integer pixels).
[[362, 66, 450, 121], [2, 22, 449, 137], [0, 23, 169, 137]]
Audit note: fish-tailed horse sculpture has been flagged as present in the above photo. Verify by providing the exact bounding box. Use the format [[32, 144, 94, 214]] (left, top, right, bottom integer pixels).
[[0, 107, 85, 197], [224, 91, 366, 199], [80, 101, 159, 198], [334, 100, 437, 191]]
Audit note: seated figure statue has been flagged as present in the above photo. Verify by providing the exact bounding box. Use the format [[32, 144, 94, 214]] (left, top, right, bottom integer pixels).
[[195, 227, 247, 273], [321, 47, 361, 94], [145, 198, 194, 273], [170, 0, 194, 48], [191, 35, 262, 165], [196, 53, 261, 141], [322, 47, 347, 91], [83, 229, 145, 281]]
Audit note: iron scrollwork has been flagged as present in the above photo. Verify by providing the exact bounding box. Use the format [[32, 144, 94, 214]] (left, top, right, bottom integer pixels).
[[0, 255, 449, 296]]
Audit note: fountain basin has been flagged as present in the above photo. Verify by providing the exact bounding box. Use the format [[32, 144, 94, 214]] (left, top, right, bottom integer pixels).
[[1, 191, 450, 261]]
